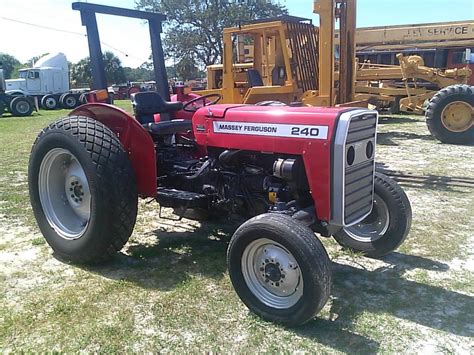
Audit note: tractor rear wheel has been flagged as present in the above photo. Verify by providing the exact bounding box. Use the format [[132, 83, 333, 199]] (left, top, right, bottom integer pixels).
[[41, 95, 58, 110], [426, 84, 474, 145], [10, 96, 33, 116], [227, 213, 331, 326], [333, 172, 411, 258], [28, 116, 138, 264]]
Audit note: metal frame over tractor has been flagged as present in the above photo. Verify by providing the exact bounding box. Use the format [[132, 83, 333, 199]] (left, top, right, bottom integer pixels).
[[28, 2, 412, 326]]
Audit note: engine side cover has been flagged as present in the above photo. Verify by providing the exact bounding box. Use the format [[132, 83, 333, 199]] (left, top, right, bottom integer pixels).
[[193, 104, 355, 223]]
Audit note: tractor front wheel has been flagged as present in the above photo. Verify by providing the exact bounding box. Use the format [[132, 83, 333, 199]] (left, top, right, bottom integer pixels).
[[28, 116, 138, 264], [333, 172, 411, 258], [227, 213, 331, 326]]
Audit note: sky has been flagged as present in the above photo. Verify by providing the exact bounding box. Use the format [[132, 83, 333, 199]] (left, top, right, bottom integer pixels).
[[0, 0, 473, 68]]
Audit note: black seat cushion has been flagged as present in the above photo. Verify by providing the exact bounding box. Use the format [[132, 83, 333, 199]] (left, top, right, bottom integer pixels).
[[247, 69, 264, 87], [145, 119, 192, 136], [131, 91, 183, 116]]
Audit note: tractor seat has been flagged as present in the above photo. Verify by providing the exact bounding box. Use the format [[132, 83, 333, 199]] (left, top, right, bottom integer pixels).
[[144, 120, 192, 136], [131, 91, 183, 120]]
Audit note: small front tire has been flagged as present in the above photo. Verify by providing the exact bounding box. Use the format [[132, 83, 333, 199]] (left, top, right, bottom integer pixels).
[[334, 172, 412, 258], [227, 213, 332, 326]]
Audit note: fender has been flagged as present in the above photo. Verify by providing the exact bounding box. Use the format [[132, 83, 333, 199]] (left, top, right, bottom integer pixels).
[[70, 103, 157, 197]]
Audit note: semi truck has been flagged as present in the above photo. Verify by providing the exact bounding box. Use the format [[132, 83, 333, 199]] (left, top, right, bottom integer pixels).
[[5, 53, 86, 110], [0, 65, 35, 117]]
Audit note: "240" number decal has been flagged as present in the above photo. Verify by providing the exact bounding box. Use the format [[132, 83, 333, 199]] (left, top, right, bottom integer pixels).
[[291, 127, 320, 137]]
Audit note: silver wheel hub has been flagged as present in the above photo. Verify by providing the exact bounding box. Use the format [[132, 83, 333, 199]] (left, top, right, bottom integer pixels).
[[38, 148, 91, 239], [242, 238, 303, 309], [44, 98, 56, 108], [343, 193, 390, 242], [16, 101, 29, 114]]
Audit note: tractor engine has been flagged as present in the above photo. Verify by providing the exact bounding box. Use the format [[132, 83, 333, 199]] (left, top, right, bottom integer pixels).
[[155, 141, 310, 219]]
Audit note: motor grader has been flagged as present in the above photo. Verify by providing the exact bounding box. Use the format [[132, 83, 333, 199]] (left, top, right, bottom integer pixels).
[[28, 1, 411, 326], [197, 0, 473, 144], [355, 54, 473, 144]]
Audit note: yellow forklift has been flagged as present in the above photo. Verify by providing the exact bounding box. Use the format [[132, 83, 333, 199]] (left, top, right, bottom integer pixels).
[[197, 0, 358, 107]]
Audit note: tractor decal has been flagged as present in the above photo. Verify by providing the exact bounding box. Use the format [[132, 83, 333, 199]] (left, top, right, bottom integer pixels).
[[212, 121, 329, 140]]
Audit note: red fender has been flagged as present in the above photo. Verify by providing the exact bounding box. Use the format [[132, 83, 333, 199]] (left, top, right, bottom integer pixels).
[[70, 103, 157, 197]]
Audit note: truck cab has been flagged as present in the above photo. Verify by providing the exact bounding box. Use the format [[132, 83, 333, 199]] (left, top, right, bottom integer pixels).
[[5, 53, 69, 97]]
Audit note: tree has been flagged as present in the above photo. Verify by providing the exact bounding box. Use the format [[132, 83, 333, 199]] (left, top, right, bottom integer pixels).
[[175, 56, 200, 81], [70, 51, 126, 87], [136, 0, 287, 67], [0, 53, 21, 79], [124, 63, 155, 82]]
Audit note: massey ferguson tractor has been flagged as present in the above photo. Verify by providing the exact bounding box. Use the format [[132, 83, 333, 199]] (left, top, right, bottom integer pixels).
[[28, 2, 411, 326]]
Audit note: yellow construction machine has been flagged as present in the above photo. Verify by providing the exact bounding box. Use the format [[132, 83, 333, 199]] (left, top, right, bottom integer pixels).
[[355, 53, 472, 114], [196, 0, 473, 144]]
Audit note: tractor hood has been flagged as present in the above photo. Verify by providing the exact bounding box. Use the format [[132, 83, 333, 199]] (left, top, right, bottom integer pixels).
[[5, 78, 26, 92]]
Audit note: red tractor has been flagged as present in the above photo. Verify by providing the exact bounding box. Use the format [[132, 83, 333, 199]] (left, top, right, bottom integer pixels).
[[28, 91, 411, 325], [27, 3, 411, 326]]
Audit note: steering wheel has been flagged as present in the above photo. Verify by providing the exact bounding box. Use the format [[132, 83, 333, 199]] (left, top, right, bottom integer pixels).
[[182, 93, 222, 112]]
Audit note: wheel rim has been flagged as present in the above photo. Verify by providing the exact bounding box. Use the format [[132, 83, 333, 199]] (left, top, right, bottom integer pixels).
[[441, 101, 473, 133], [343, 193, 390, 242], [65, 97, 76, 107], [15, 100, 30, 114], [45, 98, 56, 108], [241, 238, 303, 309], [38, 148, 91, 239]]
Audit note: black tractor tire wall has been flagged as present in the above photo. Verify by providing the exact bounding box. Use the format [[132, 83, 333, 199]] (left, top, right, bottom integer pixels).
[[227, 213, 332, 326], [333, 172, 412, 258]]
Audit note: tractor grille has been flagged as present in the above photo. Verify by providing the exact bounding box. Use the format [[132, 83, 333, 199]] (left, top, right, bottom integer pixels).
[[343, 113, 377, 225]]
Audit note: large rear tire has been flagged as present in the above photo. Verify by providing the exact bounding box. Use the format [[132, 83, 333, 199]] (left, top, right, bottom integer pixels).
[[333, 172, 411, 258], [28, 116, 138, 264], [425, 84, 474, 145], [227, 213, 332, 326]]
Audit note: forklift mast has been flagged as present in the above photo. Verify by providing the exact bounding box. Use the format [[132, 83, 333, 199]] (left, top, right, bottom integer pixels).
[[71, 2, 170, 101], [314, 0, 356, 105]]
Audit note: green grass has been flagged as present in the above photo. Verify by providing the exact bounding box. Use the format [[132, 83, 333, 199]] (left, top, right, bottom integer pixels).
[[0, 106, 473, 352]]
